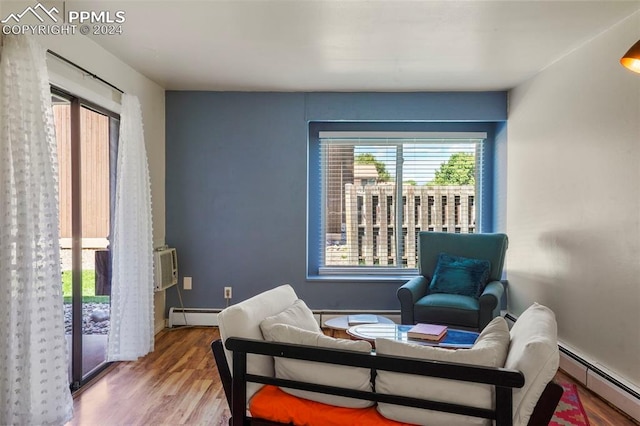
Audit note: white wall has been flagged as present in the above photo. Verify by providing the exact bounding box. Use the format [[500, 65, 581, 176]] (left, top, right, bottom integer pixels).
[[507, 13, 640, 388], [34, 33, 167, 333]]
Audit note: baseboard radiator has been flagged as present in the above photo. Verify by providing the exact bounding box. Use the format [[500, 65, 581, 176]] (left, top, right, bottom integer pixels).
[[505, 313, 640, 422], [168, 307, 223, 327]]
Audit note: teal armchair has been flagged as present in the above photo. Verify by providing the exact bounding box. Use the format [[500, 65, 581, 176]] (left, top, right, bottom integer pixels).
[[397, 232, 508, 331]]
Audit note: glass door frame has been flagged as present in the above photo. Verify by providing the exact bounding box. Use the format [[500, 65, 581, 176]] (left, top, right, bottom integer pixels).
[[51, 86, 120, 391]]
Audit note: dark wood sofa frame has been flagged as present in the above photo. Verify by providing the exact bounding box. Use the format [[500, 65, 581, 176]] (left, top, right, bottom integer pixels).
[[212, 338, 563, 426]]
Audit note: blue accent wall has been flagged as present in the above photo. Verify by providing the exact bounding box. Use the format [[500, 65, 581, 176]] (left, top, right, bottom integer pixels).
[[165, 91, 507, 313], [493, 121, 509, 233]]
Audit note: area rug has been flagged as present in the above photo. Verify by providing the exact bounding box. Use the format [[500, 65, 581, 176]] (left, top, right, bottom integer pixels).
[[550, 382, 590, 426]]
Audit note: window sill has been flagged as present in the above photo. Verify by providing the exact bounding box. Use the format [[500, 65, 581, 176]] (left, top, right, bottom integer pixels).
[[306, 274, 417, 283]]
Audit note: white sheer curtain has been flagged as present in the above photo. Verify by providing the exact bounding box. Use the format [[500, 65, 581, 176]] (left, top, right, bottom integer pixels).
[[107, 94, 154, 361], [0, 35, 74, 425]]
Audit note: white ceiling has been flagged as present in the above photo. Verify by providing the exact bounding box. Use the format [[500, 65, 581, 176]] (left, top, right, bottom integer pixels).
[[83, 0, 640, 91]]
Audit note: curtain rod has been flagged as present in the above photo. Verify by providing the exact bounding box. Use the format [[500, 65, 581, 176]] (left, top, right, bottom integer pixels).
[[47, 49, 124, 94]]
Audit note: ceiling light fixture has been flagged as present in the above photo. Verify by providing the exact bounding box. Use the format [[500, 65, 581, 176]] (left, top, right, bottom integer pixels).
[[620, 40, 640, 73]]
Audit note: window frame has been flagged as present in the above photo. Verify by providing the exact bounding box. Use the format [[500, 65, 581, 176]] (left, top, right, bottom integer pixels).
[[307, 121, 497, 281], [51, 85, 120, 390]]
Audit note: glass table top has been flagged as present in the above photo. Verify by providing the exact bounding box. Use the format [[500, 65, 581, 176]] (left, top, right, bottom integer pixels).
[[346, 324, 479, 348]]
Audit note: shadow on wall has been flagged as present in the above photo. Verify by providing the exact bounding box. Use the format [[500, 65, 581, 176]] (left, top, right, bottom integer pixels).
[[508, 229, 600, 318], [506, 270, 558, 316], [537, 227, 635, 306], [536, 228, 640, 388], [509, 227, 639, 346]]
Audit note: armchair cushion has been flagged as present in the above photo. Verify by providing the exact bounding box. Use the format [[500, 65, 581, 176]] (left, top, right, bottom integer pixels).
[[375, 316, 510, 425], [429, 252, 491, 298], [260, 323, 374, 408], [414, 293, 480, 328]]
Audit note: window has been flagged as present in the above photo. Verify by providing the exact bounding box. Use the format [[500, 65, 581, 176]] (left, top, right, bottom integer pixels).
[[310, 128, 487, 276]]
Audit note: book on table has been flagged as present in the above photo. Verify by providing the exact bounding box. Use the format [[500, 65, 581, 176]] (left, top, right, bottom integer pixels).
[[348, 314, 379, 325], [407, 323, 448, 341]]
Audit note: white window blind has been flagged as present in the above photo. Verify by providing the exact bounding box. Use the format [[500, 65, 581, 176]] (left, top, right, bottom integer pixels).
[[318, 131, 486, 274]]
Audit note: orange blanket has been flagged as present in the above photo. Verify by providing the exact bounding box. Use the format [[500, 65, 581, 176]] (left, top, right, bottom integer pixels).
[[249, 385, 415, 426]]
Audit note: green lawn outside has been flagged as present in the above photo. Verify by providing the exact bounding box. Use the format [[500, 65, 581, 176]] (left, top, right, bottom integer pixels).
[[61, 270, 110, 304]]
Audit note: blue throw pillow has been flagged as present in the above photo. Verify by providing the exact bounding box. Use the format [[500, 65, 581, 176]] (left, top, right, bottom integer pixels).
[[428, 253, 491, 298]]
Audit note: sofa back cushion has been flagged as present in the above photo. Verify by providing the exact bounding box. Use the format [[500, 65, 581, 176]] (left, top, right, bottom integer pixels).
[[217, 284, 299, 401], [375, 316, 510, 425], [260, 323, 374, 408], [504, 303, 559, 426], [260, 299, 321, 338]]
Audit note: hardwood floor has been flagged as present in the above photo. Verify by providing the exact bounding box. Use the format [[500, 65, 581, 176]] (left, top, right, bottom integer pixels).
[[554, 369, 638, 426], [66, 327, 637, 425], [66, 327, 231, 425]]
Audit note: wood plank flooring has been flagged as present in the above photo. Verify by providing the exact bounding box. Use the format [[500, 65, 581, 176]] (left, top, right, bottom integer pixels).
[[554, 369, 638, 426], [66, 327, 637, 425], [66, 327, 231, 425]]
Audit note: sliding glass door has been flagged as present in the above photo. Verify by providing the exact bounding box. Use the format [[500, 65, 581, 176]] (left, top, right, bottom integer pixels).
[[52, 88, 119, 390]]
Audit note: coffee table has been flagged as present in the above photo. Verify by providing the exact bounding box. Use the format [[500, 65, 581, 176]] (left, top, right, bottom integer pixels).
[[346, 323, 479, 348], [323, 315, 394, 337]]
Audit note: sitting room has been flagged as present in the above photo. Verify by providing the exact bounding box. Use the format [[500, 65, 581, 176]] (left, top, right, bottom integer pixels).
[[1, 1, 639, 425]]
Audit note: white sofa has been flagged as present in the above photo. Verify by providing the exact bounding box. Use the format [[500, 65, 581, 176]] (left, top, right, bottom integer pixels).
[[214, 284, 562, 426]]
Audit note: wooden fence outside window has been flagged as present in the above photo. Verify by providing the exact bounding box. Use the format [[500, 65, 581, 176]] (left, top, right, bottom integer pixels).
[[335, 184, 475, 268]]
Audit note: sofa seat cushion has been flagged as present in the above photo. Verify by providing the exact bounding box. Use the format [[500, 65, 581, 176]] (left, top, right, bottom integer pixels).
[[375, 316, 510, 425], [414, 293, 479, 328], [217, 284, 299, 402], [259, 323, 374, 408], [250, 385, 414, 426], [504, 303, 559, 426]]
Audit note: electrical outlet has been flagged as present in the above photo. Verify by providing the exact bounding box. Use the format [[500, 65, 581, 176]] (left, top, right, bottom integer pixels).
[[224, 286, 232, 299], [184, 276, 192, 290]]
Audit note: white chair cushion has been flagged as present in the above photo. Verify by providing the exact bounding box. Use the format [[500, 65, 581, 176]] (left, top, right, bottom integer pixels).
[[261, 323, 374, 408], [375, 317, 510, 425], [217, 284, 298, 401], [260, 299, 321, 338], [504, 303, 559, 426]]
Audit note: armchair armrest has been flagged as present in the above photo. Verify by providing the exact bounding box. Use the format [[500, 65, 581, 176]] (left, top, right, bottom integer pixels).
[[478, 280, 505, 329], [397, 275, 429, 325]]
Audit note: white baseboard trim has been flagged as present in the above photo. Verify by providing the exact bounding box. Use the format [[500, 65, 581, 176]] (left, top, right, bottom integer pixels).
[[558, 345, 640, 423], [587, 369, 640, 422], [154, 319, 165, 335], [558, 349, 587, 386], [166, 307, 402, 329]]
